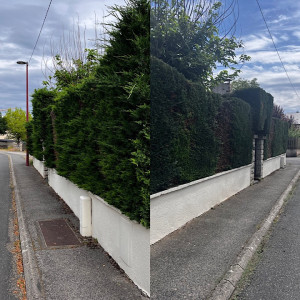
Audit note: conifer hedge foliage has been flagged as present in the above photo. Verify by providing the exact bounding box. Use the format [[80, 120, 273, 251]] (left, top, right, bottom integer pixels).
[[30, 0, 150, 227], [216, 97, 253, 172], [232, 88, 273, 135], [150, 57, 221, 194], [264, 118, 289, 159], [150, 59, 288, 194], [150, 58, 253, 194]]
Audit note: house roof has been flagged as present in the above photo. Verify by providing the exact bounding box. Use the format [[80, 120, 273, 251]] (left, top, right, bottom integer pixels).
[[289, 113, 300, 125]]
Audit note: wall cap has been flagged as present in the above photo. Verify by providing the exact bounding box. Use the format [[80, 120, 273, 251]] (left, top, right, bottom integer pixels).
[[151, 164, 252, 200]]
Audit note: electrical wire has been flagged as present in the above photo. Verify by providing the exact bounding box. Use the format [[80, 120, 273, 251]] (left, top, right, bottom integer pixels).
[[256, 0, 300, 100], [28, 0, 53, 64]]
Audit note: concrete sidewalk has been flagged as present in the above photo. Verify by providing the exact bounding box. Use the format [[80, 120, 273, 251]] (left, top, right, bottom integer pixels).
[[8, 153, 146, 299], [151, 157, 300, 300]]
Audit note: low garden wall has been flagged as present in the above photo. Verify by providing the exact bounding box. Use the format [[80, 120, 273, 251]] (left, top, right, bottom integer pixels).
[[262, 154, 286, 178], [89, 193, 150, 295], [151, 154, 286, 244], [33, 159, 150, 296], [33, 158, 47, 179], [150, 164, 252, 244]]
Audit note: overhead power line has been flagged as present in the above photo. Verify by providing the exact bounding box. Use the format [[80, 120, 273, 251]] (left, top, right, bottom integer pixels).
[[255, 0, 300, 101], [29, 0, 53, 64]]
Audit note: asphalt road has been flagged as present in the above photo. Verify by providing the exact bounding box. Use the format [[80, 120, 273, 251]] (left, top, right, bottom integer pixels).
[[237, 162, 300, 300], [0, 153, 16, 299]]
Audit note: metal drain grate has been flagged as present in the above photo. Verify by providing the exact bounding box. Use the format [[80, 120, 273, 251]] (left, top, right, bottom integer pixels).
[[38, 219, 81, 247]]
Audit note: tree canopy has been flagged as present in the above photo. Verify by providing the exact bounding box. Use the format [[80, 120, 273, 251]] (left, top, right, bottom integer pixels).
[[4, 108, 32, 145], [0, 113, 7, 134], [151, 0, 250, 86], [231, 78, 260, 91]]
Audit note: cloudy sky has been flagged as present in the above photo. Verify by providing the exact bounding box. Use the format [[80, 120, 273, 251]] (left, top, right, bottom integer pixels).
[[0, 0, 125, 114], [228, 0, 300, 113], [1, 0, 300, 114]]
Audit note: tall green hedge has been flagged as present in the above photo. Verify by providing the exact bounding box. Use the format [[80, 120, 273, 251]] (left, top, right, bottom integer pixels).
[[29, 0, 150, 227], [233, 88, 273, 135], [31, 88, 56, 167], [151, 58, 258, 194], [216, 97, 253, 172], [150, 57, 221, 194], [264, 118, 289, 159]]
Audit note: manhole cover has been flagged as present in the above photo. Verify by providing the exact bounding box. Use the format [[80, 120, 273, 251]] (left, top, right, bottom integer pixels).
[[38, 219, 81, 247]]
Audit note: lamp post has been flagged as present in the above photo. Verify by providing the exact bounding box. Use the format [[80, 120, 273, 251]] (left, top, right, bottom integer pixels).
[[16, 61, 29, 166]]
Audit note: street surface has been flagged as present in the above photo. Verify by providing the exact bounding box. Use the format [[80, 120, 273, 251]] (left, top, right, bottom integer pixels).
[[151, 158, 300, 299], [0, 153, 16, 299], [236, 158, 300, 299]]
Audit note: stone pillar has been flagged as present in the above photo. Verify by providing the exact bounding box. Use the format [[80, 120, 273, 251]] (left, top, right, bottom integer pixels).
[[250, 137, 256, 185], [254, 135, 266, 180]]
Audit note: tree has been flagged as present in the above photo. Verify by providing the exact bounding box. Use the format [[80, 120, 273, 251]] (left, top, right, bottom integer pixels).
[[151, 0, 250, 86], [4, 108, 32, 147], [231, 78, 260, 91], [0, 113, 7, 134]]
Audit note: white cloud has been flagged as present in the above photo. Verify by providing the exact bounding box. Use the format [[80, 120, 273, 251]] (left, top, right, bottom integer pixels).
[[243, 34, 274, 51], [269, 14, 289, 24], [293, 31, 300, 40]]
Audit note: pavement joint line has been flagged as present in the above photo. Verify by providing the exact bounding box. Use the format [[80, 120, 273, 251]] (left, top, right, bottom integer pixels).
[[208, 168, 300, 300], [236, 263, 245, 270], [223, 279, 235, 287], [7, 154, 45, 300]]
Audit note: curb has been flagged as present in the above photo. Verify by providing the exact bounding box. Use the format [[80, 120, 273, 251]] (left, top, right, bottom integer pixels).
[[8, 154, 44, 299], [208, 168, 300, 300]]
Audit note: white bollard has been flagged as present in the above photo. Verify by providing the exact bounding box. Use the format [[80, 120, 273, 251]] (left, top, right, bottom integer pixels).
[[280, 155, 286, 169], [80, 196, 92, 237]]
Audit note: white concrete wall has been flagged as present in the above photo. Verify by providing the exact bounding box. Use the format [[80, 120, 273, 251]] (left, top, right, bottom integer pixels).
[[90, 194, 150, 295], [33, 160, 150, 295], [262, 154, 286, 178], [47, 168, 89, 219], [151, 164, 252, 244], [33, 157, 47, 178]]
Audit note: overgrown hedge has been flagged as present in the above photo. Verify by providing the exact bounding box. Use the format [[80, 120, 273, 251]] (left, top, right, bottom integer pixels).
[[30, 0, 150, 227], [233, 88, 273, 135], [151, 57, 254, 194]]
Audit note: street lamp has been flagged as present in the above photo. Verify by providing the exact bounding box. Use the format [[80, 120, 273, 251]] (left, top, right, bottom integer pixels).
[[16, 61, 29, 166]]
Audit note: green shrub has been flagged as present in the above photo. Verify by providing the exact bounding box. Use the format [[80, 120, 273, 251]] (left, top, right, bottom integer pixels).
[[265, 118, 288, 159], [31, 88, 56, 167], [150, 57, 221, 194], [216, 97, 252, 171], [30, 0, 150, 227], [232, 88, 273, 135]]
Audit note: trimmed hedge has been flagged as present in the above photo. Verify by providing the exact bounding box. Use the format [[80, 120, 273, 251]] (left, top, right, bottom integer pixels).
[[233, 88, 273, 135], [31, 88, 56, 167], [216, 97, 253, 172], [150, 57, 221, 194], [29, 0, 150, 227], [264, 117, 289, 159]]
